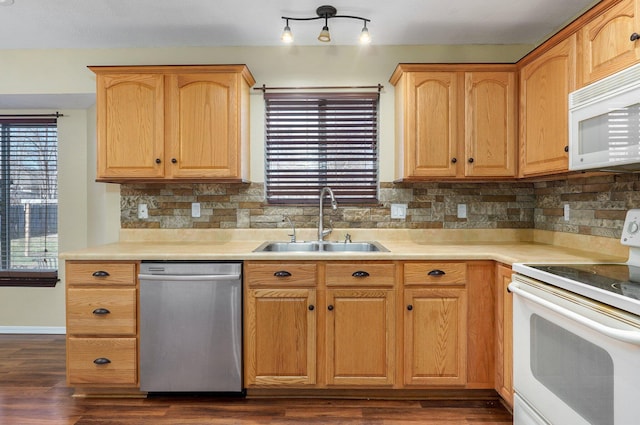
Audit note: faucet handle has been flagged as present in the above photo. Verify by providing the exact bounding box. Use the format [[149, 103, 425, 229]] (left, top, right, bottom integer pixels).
[[344, 233, 352, 243]]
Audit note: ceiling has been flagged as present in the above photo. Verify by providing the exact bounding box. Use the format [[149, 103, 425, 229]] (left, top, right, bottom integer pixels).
[[0, 0, 600, 49]]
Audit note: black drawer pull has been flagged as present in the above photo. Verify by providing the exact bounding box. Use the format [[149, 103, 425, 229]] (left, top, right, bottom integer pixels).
[[155, 158, 162, 164], [308, 305, 315, 311], [427, 269, 446, 276], [93, 357, 111, 365], [327, 305, 334, 311], [631, 32, 640, 42], [92, 308, 111, 315], [407, 305, 413, 311], [274, 270, 292, 278], [352, 271, 370, 278], [92, 270, 110, 278]]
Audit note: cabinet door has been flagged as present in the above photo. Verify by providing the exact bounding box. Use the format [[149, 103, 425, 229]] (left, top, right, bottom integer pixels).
[[96, 73, 165, 179], [579, 0, 640, 87], [166, 73, 240, 179], [495, 264, 513, 407], [404, 288, 467, 386], [244, 288, 316, 386], [465, 72, 517, 177], [519, 35, 576, 176], [406, 72, 460, 177], [325, 289, 395, 386]]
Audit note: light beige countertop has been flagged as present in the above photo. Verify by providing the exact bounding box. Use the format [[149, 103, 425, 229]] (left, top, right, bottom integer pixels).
[[60, 228, 628, 266]]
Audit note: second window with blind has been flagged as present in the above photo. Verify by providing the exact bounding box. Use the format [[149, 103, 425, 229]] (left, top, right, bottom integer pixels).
[[264, 92, 379, 204]]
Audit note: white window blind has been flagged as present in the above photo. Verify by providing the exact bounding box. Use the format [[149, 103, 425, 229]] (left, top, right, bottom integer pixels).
[[264, 92, 379, 204], [0, 117, 58, 286]]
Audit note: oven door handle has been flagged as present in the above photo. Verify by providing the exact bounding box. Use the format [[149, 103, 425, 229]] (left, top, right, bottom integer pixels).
[[509, 282, 640, 345]]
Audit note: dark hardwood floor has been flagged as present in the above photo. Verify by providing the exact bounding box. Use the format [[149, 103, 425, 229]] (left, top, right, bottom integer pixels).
[[0, 335, 513, 424]]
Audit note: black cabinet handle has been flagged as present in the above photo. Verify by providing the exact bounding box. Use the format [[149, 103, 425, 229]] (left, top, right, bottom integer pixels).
[[171, 158, 177, 164], [92, 308, 111, 315], [428, 269, 446, 276], [155, 158, 161, 164], [93, 358, 111, 365], [451, 157, 457, 164], [468, 157, 474, 163], [564, 145, 569, 153], [308, 305, 315, 311], [327, 305, 334, 311], [631, 32, 640, 41], [352, 271, 370, 278], [407, 305, 413, 311], [274, 270, 292, 278], [92, 270, 110, 278]]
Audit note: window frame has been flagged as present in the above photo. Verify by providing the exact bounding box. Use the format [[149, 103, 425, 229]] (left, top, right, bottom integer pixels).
[[263, 91, 380, 205], [0, 116, 59, 287]]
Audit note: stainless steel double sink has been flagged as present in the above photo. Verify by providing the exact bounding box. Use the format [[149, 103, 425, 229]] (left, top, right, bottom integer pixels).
[[253, 241, 389, 253]]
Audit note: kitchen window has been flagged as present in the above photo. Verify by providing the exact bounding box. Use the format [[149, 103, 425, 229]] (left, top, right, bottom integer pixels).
[[0, 116, 58, 287], [264, 92, 379, 204]]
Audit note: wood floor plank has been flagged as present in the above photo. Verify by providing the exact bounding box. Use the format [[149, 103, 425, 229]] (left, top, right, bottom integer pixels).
[[0, 335, 513, 424]]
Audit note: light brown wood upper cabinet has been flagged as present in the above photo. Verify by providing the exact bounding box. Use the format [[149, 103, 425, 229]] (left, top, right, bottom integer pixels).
[[578, 0, 640, 87], [90, 65, 255, 183], [519, 34, 576, 177], [389, 65, 517, 180]]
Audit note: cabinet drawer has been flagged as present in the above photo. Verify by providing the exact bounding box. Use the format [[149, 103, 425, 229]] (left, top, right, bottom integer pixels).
[[245, 262, 317, 287], [404, 262, 467, 285], [66, 262, 137, 286], [67, 288, 137, 335], [325, 263, 395, 287], [67, 337, 137, 385]]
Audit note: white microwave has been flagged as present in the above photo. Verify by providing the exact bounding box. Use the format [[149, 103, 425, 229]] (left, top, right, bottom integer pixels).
[[569, 62, 640, 172]]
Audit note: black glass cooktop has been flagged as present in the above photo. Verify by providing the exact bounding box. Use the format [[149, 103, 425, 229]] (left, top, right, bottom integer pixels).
[[529, 264, 640, 301]]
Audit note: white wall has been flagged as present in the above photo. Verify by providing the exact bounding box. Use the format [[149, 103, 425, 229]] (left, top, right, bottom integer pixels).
[[0, 44, 532, 329]]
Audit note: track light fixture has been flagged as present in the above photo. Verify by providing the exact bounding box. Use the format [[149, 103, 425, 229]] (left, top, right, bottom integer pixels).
[[281, 5, 371, 44]]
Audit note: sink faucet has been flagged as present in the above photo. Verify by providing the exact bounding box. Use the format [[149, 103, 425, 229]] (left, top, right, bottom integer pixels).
[[283, 215, 296, 243], [318, 187, 338, 241]]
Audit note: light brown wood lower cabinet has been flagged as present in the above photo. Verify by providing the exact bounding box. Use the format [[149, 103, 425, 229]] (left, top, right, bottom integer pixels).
[[326, 288, 395, 386], [403, 287, 467, 386], [495, 263, 514, 407], [244, 287, 317, 386], [65, 260, 140, 391]]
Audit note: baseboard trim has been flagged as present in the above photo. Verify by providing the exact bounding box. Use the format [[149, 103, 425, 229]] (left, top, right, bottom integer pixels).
[[0, 326, 66, 334]]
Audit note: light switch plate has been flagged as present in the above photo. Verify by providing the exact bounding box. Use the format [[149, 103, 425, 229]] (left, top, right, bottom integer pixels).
[[457, 204, 467, 219], [191, 202, 201, 218], [391, 203, 407, 219]]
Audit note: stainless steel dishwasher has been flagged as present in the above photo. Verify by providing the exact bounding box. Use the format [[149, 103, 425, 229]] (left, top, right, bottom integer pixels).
[[139, 261, 242, 393]]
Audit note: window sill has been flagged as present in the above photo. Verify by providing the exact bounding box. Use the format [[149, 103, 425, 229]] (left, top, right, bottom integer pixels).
[[0, 271, 59, 287]]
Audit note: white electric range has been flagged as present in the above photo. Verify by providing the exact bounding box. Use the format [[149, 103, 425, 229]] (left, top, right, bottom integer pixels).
[[510, 209, 640, 425]]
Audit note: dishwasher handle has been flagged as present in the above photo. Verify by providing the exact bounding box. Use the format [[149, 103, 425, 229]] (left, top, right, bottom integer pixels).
[[138, 273, 240, 282]]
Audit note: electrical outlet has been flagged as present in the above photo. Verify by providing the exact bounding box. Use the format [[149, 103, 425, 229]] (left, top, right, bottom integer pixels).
[[391, 203, 407, 219], [191, 202, 201, 218], [137, 204, 148, 219], [564, 204, 570, 221], [457, 204, 467, 219]]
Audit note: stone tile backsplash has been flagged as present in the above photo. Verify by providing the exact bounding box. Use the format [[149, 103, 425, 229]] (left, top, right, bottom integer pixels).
[[119, 174, 640, 239]]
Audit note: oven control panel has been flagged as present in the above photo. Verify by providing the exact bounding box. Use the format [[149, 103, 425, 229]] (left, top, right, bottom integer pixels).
[[621, 209, 640, 247]]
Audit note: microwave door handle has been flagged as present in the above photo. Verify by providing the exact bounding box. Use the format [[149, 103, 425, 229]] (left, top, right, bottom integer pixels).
[[508, 282, 640, 346]]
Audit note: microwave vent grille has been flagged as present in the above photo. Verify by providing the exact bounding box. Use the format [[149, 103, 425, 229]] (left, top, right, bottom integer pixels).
[[570, 62, 640, 109]]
